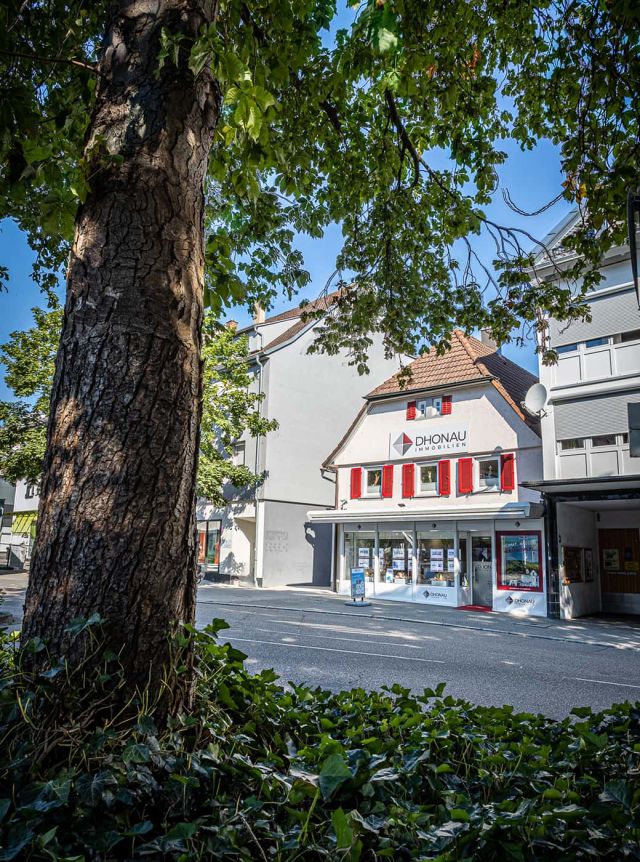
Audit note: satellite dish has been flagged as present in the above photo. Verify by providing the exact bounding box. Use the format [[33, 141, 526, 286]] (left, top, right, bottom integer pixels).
[[522, 383, 548, 417]]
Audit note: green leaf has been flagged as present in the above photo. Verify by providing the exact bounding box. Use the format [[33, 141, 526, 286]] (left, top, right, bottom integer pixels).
[[331, 808, 352, 849], [600, 781, 631, 810], [319, 753, 352, 799]]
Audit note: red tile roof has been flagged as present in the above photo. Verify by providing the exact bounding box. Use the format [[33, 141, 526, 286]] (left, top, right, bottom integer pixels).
[[367, 330, 539, 431]]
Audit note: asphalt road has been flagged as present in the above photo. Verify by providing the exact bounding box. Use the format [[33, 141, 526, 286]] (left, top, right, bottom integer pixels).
[[196, 590, 640, 719]]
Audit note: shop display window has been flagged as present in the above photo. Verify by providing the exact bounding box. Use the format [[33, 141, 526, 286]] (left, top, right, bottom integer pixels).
[[378, 530, 413, 584], [417, 533, 455, 587], [345, 531, 376, 582], [496, 531, 543, 591], [418, 463, 438, 495], [197, 519, 222, 574], [478, 457, 500, 489], [364, 467, 382, 497]]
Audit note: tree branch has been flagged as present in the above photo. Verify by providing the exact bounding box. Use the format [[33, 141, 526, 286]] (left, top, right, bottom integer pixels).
[[319, 98, 342, 135], [384, 89, 420, 189], [0, 48, 100, 76]]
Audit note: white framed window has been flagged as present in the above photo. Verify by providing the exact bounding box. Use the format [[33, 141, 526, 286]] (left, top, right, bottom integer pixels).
[[591, 434, 617, 448], [417, 462, 438, 495], [364, 466, 383, 497], [232, 441, 246, 466], [559, 438, 585, 451], [477, 456, 500, 490], [416, 396, 442, 418]]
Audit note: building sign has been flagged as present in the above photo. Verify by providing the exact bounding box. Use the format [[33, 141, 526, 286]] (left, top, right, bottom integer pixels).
[[389, 424, 469, 460]]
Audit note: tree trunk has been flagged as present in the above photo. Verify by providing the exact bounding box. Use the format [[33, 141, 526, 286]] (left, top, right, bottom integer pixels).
[[22, 0, 220, 717]]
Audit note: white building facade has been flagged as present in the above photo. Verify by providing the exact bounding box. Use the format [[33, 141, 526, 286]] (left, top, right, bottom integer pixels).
[[310, 330, 549, 616], [198, 292, 407, 588], [524, 212, 640, 618]]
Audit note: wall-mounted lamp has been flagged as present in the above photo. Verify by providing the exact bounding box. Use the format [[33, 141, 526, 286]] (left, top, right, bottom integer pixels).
[[515, 521, 521, 528]]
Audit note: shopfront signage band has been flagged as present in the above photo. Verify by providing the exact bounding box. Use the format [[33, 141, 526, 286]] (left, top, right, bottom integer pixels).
[[389, 424, 469, 460]]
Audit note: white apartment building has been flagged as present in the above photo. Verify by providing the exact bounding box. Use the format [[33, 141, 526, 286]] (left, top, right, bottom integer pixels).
[[197, 291, 406, 588], [310, 330, 549, 616], [523, 211, 640, 617]]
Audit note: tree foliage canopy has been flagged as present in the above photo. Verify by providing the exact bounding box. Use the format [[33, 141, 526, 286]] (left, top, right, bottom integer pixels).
[[1, 0, 639, 362]]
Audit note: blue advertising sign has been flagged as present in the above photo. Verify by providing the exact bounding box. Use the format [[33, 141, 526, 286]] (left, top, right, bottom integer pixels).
[[350, 567, 366, 599]]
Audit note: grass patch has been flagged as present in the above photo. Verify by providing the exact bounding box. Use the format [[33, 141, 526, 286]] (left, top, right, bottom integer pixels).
[[0, 619, 639, 860]]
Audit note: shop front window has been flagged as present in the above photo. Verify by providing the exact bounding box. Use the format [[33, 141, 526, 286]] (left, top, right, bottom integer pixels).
[[345, 531, 376, 582], [197, 519, 222, 574], [379, 530, 413, 585], [417, 533, 455, 586], [364, 467, 382, 497], [496, 532, 542, 591]]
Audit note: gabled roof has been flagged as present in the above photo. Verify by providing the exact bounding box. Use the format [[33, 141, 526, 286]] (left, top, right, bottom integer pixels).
[[252, 289, 343, 353], [367, 330, 539, 431]]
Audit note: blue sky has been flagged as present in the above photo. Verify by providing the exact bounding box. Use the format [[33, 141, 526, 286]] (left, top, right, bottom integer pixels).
[[0, 40, 574, 402]]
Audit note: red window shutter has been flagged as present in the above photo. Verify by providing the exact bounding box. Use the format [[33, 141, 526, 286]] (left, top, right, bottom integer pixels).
[[441, 395, 452, 415], [402, 463, 415, 498], [500, 453, 516, 492], [382, 464, 394, 498], [350, 467, 362, 499], [406, 400, 417, 420], [457, 458, 474, 495], [438, 460, 451, 496]]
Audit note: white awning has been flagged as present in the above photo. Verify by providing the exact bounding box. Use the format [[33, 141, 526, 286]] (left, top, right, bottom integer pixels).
[[307, 502, 542, 524]]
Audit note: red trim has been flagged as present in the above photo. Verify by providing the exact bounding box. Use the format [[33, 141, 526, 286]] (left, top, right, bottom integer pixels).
[[438, 459, 451, 496], [495, 531, 544, 592], [402, 463, 415, 498], [406, 400, 417, 420], [457, 457, 473, 494], [441, 394, 452, 415], [381, 464, 394, 498], [350, 467, 362, 499], [500, 453, 516, 492]]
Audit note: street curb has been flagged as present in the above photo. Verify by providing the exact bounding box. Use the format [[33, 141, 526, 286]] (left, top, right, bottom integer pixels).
[[197, 599, 640, 652]]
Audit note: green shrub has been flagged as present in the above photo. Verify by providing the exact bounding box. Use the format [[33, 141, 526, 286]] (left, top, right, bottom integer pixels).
[[0, 619, 638, 860]]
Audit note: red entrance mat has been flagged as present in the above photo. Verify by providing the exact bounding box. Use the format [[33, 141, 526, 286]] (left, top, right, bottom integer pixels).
[[457, 604, 492, 612]]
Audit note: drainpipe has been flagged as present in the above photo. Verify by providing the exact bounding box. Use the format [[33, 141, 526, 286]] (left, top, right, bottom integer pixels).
[[252, 329, 265, 588]]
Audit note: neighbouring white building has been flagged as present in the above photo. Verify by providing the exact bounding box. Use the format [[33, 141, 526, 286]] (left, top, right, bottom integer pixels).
[[309, 330, 549, 616], [523, 211, 640, 618], [197, 291, 407, 588]]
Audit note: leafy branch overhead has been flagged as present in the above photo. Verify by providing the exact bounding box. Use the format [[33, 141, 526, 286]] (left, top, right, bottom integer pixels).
[[1, 0, 638, 362]]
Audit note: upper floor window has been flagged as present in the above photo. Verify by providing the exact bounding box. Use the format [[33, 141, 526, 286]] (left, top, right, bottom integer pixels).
[[25, 482, 40, 499], [555, 343, 578, 354], [616, 329, 640, 344], [408, 394, 452, 420], [417, 396, 442, 418], [418, 463, 438, 495], [560, 438, 585, 451], [478, 457, 500, 490], [585, 337, 609, 349], [592, 434, 616, 447], [364, 466, 382, 497], [232, 442, 246, 466]]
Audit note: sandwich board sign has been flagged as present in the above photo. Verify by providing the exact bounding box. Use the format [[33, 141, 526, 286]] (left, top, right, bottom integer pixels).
[[350, 568, 366, 599]]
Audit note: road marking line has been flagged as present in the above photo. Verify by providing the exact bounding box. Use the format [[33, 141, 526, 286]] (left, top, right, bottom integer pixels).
[[229, 637, 446, 664], [251, 626, 424, 650], [572, 677, 640, 690]]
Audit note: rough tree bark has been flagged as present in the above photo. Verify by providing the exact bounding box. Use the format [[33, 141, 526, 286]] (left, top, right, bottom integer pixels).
[[22, 0, 220, 716]]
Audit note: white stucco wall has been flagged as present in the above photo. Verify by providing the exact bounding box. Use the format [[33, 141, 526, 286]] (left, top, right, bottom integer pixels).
[[261, 326, 406, 506]]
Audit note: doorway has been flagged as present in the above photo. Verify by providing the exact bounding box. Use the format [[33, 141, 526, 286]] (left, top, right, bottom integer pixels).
[[471, 535, 493, 607], [599, 527, 640, 612]]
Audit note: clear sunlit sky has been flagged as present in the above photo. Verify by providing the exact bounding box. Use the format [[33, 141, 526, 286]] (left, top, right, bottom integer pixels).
[[0, 4, 577, 400]]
